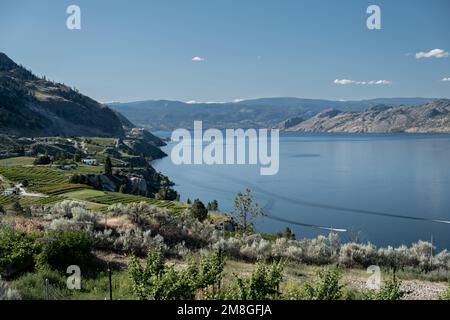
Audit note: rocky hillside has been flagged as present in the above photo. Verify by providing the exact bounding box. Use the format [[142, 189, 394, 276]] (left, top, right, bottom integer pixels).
[[109, 97, 432, 131], [284, 100, 450, 133], [0, 52, 127, 137]]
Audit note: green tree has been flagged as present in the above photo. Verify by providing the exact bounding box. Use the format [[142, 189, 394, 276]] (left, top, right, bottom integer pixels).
[[231, 260, 285, 300], [74, 151, 82, 163], [191, 199, 208, 222], [232, 189, 263, 233], [104, 157, 113, 175], [33, 155, 51, 165], [303, 267, 344, 300], [12, 201, 24, 215], [207, 200, 219, 211]]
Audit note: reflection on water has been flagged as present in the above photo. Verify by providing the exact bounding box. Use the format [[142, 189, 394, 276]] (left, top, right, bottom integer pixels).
[[153, 133, 450, 250]]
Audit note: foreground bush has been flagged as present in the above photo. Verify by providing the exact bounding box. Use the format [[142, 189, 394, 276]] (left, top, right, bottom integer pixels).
[[229, 260, 285, 300], [35, 230, 94, 271], [302, 267, 344, 300], [0, 227, 39, 277], [129, 250, 225, 300], [364, 273, 407, 300]]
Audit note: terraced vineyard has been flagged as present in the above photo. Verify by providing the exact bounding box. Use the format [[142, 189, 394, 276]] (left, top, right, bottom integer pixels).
[[0, 166, 68, 191], [0, 195, 16, 205], [82, 191, 187, 214], [37, 183, 91, 195]]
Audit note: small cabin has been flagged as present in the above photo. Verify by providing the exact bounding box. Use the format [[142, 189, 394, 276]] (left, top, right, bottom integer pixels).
[[82, 158, 97, 165]]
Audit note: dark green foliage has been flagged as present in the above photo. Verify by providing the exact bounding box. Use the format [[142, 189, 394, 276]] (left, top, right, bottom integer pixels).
[[35, 230, 93, 271], [12, 201, 24, 214], [303, 267, 344, 300], [104, 157, 113, 175], [231, 260, 285, 300], [0, 227, 39, 277], [191, 199, 208, 222], [33, 155, 51, 165], [207, 200, 219, 211], [73, 151, 82, 162]]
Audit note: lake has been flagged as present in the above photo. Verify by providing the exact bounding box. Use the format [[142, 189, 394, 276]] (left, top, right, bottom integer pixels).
[[152, 132, 450, 250]]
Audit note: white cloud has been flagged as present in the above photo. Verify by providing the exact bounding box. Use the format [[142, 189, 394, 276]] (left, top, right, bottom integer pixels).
[[334, 79, 355, 85], [442, 77, 450, 82], [192, 56, 206, 62], [415, 49, 449, 59], [334, 79, 392, 85]]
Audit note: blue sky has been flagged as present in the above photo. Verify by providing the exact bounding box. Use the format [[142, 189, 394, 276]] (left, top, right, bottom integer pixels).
[[0, 0, 449, 102]]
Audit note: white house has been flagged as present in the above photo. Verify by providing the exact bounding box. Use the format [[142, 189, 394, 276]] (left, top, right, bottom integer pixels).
[[82, 158, 97, 165], [2, 188, 17, 196]]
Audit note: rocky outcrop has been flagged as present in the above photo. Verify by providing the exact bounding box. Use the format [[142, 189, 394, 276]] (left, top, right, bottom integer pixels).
[[284, 100, 450, 133]]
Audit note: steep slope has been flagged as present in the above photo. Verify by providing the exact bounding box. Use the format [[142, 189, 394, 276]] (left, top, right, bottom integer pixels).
[[285, 100, 450, 133], [0, 52, 126, 137], [109, 97, 433, 131]]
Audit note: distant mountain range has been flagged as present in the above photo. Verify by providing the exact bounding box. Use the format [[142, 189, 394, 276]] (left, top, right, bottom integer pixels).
[[283, 99, 450, 133], [0, 52, 128, 137], [109, 97, 434, 131]]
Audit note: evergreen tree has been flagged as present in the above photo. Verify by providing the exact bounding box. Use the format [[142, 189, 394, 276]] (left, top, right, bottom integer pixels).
[[191, 199, 208, 222], [104, 157, 113, 175]]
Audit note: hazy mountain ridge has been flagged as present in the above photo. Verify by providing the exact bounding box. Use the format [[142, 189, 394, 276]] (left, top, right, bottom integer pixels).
[[284, 100, 450, 133], [0, 53, 127, 137], [109, 97, 433, 131]]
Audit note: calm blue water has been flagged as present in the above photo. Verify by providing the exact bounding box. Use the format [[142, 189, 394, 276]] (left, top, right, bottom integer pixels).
[[152, 133, 450, 250]]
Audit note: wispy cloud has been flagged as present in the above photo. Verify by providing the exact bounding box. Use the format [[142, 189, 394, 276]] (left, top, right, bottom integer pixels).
[[442, 77, 450, 82], [415, 48, 449, 59], [334, 79, 392, 85], [192, 56, 206, 62]]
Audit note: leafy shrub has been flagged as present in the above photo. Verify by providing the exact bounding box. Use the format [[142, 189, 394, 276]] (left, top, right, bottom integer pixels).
[[302, 268, 344, 300], [35, 230, 93, 271], [129, 250, 196, 300], [129, 250, 225, 300], [364, 273, 407, 300], [33, 155, 51, 165], [0, 227, 39, 277], [9, 268, 67, 300], [191, 199, 208, 222], [51, 200, 86, 218], [229, 260, 285, 300]]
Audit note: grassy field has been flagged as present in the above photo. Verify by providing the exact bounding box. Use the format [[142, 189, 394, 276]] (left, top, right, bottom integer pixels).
[[0, 157, 35, 167]]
